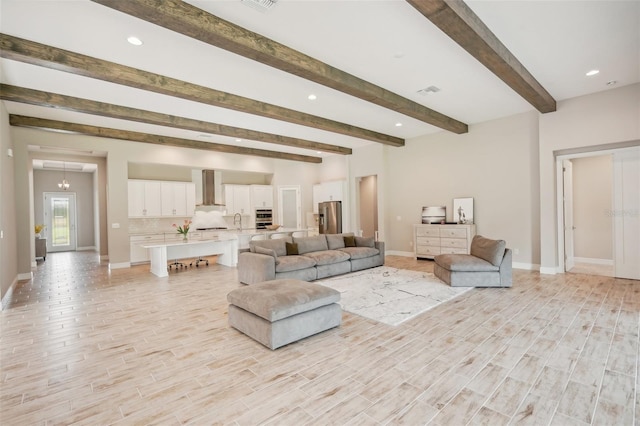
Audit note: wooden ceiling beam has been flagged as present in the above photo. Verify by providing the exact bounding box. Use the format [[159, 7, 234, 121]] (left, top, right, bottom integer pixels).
[[0, 33, 403, 147], [9, 115, 322, 164], [91, 0, 468, 134], [0, 84, 351, 155], [407, 0, 556, 113]]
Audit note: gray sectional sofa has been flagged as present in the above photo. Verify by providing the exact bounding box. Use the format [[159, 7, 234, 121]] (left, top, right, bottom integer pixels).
[[237, 233, 385, 285]]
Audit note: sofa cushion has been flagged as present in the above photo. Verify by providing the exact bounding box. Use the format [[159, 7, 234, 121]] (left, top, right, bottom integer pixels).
[[294, 235, 329, 254], [435, 253, 499, 272], [355, 236, 375, 248], [326, 234, 346, 250], [303, 250, 350, 266], [250, 238, 290, 257], [227, 279, 340, 322], [255, 245, 277, 261], [343, 235, 356, 247], [338, 246, 379, 260], [286, 242, 299, 255], [275, 255, 316, 273], [470, 235, 506, 267]]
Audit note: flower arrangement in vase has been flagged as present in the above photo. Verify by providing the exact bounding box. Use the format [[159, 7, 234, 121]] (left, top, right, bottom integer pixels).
[[173, 219, 192, 241], [34, 224, 45, 238]]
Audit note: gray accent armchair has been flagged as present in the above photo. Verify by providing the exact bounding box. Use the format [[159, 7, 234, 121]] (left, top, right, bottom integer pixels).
[[434, 235, 512, 288]]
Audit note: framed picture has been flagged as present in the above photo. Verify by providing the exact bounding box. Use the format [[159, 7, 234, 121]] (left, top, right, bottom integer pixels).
[[453, 198, 473, 224]]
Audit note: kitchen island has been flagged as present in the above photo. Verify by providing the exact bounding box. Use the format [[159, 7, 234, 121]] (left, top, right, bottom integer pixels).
[[139, 228, 309, 277]]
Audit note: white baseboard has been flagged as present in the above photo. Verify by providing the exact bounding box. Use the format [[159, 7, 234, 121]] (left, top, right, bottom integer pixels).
[[18, 272, 33, 280], [513, 262, 540, 271], [109, 262, 130, 270], [539, 266, 560, 275], [1, 276, 19, 311], [77, 246, 97, 252], [574, 257, 613, 266], [386, 251, 415, 257]]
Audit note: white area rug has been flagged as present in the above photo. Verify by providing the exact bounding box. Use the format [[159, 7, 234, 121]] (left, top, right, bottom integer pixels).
[[316, 266, 472, 326]]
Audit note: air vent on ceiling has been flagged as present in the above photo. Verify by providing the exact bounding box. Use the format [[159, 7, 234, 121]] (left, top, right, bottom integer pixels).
[[241, 0, 278, 12], [417, 86, 441, 96]]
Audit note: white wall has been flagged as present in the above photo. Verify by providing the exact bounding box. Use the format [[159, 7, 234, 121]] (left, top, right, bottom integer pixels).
[[539, 83, 640, 272], [385, 111, 540, 266], [571, 155, 613, 260]]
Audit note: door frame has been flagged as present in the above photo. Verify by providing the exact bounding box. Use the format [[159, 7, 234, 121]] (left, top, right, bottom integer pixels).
[[43, 192, 78, 253], [562, 160, 575, 271], [555, 148, 622, 275]]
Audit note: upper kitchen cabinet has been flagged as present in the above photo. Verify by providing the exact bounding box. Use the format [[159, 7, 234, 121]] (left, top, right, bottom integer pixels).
[[161, 182, 196, 217], [312, 180, 345, 213], [128, 180, 195, 218], [128, 180, 162, 217], [250, 185, 273, 209], [224, 184, 251, 215]]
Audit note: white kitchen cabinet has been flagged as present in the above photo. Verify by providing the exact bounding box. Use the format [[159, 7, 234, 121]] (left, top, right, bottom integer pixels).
[[129, 180, 195, 218], [128, 180, 162, 217], [161, 182, 196, 217], [224, 184, 251, 215], [250, 185, 273, 208]]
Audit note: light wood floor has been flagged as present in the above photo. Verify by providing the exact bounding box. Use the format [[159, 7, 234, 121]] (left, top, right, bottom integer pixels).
[[1, 252, 639, 425]]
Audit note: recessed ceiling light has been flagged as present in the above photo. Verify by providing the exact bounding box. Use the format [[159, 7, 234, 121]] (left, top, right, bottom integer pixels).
[[395, 122, 403, 127], [308, 94, 317, 101], [586, 69, 600, 77], [127, 36, 143, 46], [393, 51, 405, 59]]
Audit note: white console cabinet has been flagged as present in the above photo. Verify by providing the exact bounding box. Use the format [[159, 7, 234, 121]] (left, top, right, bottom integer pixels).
[[414, 224, 476, 259]]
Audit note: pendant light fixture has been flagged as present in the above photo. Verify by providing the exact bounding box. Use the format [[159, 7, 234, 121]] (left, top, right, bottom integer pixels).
[[58, 161, 70, 190]]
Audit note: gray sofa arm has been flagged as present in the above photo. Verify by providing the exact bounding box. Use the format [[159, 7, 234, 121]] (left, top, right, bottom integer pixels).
[[499, 248, 513, 287], [237, 252, 276, 285], [375, 241, 385, 258]]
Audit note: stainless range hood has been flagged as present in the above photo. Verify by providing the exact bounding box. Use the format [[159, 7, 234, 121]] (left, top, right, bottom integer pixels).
[[193, 169, 225, 206]]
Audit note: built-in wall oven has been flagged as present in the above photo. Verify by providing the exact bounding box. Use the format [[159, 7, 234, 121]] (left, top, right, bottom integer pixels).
[[255, 209, 273, 229]]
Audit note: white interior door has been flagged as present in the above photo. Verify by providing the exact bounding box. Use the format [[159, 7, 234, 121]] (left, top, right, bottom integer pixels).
[[44, 192, 77, 253], [613, 147, 640, 279], [563, 160, 575, 271], [278, 186, 301, 229]]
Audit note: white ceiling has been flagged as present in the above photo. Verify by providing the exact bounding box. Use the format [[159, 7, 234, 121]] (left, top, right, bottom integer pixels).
[[1, 0, 638, 160]]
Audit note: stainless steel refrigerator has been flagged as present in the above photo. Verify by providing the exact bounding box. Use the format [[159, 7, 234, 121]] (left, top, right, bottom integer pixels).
[[318, 201, 342, 234]]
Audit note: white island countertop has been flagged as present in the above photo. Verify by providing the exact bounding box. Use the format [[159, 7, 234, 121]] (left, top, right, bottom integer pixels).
[[139, 228, 310, 277]]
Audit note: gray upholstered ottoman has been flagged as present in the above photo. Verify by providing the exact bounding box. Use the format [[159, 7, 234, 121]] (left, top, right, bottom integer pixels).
[[227, 279, 342, 349]]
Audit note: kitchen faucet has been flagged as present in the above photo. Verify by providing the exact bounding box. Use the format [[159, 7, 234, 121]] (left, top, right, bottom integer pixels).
[[233, 213, 242, 230]]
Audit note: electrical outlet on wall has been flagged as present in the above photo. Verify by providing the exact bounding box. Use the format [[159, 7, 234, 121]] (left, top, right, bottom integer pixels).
[[409, 241, 413, 247], [514, 248, 520, 255]]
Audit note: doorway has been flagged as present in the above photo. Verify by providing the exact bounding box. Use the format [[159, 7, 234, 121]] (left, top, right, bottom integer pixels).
[[278, 186, 301, 229], [358, 175, 378, 238], [44, 192, 77, 253], [557, 146, 639, 279]]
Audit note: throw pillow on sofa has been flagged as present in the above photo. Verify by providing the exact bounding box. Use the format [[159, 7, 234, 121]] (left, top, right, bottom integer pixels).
[[343, 235, 356, 247], [286, 242, 299, 255]]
